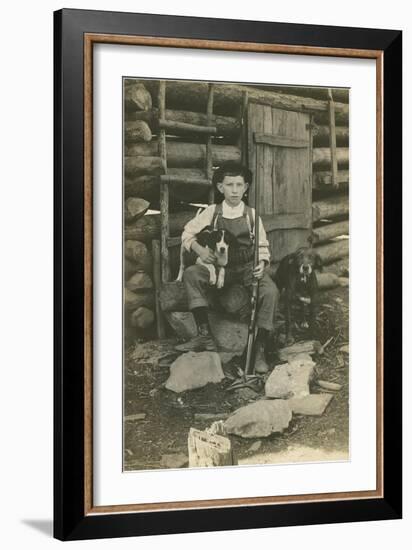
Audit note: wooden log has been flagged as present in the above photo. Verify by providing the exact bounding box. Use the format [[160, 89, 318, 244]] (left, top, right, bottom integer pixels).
[[125, 120, 152, 143], [314, 109, 348, 126], [124, 257, 153, 279], [316, 239, 349, 264], [130, 306, 155, 329], [160, 174, 211, 187], [312, 186, 349, 202], [126, 272, 153, 293], [188, 427, 234, 468], [124, 156, 166, 177], [124, 175, 159, 199], [312, 220, 349, 244], [312, 147, 349, 168], [124, 240, 152, 269], [159, 118, 217, 135], [325, 258, 349, 277], [124, 82, 152, 111], [144, 80, 348, 122], [313, 170, 349, 187], [125, 169, 211, 202], [313, 125, 349, 147], [126, 142, 241, 168], [124, 197, 150, 223], [124, 211, 196, 242], [254, 85, 349, 104], [124, 240, 150, 263], [152, 240, 166, 338], [317, 272, 339, 289], [125, 108, 240, 136], [124, 258, 137, 280], [124, 288, 155, 312], [312, 196, 349, 222]]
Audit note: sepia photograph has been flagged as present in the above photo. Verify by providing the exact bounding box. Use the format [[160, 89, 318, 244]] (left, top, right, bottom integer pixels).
[[123, 77, 350, 472]]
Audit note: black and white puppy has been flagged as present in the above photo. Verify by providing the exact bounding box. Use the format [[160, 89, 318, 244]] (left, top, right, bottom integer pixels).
[[176, 226, 237, 289]]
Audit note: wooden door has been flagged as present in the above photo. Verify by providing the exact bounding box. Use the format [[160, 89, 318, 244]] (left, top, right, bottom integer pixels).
[[248, 103, 312, 263]]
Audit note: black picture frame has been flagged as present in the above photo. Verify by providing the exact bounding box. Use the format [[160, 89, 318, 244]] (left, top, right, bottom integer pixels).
[[54, 8, 402, 541]]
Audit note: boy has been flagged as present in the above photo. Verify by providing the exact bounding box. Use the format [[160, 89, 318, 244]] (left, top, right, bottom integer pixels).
[[176, 162, 279, 373]]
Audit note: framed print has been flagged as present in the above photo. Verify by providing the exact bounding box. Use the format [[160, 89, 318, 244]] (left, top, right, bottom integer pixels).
[[54, 9, 402, 541]]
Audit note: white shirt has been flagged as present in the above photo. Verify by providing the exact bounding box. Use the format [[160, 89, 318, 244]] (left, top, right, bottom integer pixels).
[[181, 200, 270, 264]]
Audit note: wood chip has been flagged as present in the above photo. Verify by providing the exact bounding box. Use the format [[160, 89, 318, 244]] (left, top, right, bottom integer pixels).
[[125, 413, 146, 422], [317, 380, 342, 391], [194, 412, 230, 422]]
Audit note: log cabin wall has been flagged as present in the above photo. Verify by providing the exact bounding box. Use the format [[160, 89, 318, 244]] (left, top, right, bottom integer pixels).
[[123, 79, 349, 338]]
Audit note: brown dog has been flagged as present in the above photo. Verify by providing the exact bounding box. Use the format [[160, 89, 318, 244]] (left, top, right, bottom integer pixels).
[[274, 247, 323, 343]]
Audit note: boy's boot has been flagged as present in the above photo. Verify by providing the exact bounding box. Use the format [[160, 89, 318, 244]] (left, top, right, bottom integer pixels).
[[175, 322, 218, 352], [175, 308, 217, 352], [254, 328, 270, 374]]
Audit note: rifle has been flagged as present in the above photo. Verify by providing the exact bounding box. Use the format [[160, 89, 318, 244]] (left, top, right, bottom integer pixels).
[[244, 167, 260, 376]]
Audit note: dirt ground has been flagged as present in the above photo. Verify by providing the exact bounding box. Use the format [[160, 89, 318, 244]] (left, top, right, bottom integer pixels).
[[124, 285, 349, 471]]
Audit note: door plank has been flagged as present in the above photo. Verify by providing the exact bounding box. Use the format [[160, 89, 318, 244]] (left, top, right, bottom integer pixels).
[[262, 105, 273, 214], [254, 133, 310, 148]]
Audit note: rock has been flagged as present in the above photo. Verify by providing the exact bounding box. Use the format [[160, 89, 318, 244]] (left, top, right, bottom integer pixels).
[[124, 413, 146, 422], [235, 387, 260, 402], [165, 311, 197, 339], [264, 363, 291, 398], [165, 351, 224, 393], [248, 440, 262, 453], [288, 393, 333, 416], [340, 344, 349, 354], [219, 351, 239, 364], [265, 355, 315, 399], [160, 453, 188, 469], [278, 341, 321, 362], [338, 277, 350, 287], [211, 313, 247, 352], [317, 380, 342, 391], [224, 400, 292, 438], [287, 355, 316, 398]]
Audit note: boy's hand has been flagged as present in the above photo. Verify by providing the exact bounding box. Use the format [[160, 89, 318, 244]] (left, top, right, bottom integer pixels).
[[192, 242, 216, 264], [253, 260, 266, 280]]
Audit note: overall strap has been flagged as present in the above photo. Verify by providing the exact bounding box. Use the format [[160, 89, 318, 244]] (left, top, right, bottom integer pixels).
[[212, 203, 223, 230], [243, 204, 255, 241]]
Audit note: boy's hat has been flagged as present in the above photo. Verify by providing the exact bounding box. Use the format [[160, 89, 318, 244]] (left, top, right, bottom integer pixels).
[[212, 162, 252, 186]]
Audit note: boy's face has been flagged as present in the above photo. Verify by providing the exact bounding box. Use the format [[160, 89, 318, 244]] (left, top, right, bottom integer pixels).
[[217, 175, 248, 207]]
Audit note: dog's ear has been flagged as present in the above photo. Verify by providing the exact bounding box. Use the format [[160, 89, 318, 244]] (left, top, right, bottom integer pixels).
[[196, 230, 211, 247], [288, 253, 299, 266], [314, 253, 323, 272]]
